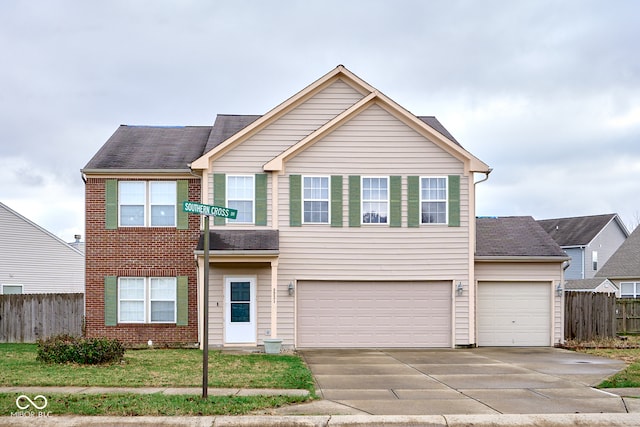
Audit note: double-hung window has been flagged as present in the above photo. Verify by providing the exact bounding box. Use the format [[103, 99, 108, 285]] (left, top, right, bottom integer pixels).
[[303, 176, 329, 223], [621, 282, 640, 299], [118, 277, 177, 323], [362, 177, 388, 224], [421, 177, 447, 224], [227, 175, 254, 223], [119, 181, 176, 227]]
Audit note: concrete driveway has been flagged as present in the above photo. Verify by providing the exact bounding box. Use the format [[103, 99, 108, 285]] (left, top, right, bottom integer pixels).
[[290, 347, 631, 415]]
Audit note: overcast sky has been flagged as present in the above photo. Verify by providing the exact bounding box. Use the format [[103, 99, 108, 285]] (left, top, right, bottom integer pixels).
[[2, 0, 640, 242]]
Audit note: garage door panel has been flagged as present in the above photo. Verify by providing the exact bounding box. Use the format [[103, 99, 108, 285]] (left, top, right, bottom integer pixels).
[[478, 282, 551, 347], [297, 281, 451, 348]]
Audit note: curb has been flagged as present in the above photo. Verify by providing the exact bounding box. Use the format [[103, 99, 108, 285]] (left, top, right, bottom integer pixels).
[[3, 414, 640, 427]]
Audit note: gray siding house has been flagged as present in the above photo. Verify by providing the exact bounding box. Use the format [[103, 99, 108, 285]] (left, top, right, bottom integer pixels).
[[596, 225, 640, 298], [0, 202, 84, 294], [537, 214, 629, 280]]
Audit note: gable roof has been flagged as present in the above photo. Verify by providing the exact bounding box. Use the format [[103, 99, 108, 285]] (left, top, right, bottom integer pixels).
[[537, 213, 628, 247], [203, 114, 261, 154], [595, 225, 640, 279], [476, 216, 568, 259], [565, 278, 618, 291], [191, 65, 490, 174], [82, 125, 212, 172]]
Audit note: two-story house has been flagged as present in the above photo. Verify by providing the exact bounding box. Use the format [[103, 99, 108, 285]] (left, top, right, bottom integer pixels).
[[82, 65, 568, 348], [537, 214, 629, 280]]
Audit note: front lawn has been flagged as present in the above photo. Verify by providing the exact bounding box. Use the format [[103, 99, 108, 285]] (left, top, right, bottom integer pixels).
[[571, 336, 640, 388], [0, 343, 314, 416]]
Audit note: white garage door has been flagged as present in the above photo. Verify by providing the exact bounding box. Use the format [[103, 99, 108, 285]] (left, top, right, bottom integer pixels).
[[296, 281, 451, 348], [477, 282, 551, 346]]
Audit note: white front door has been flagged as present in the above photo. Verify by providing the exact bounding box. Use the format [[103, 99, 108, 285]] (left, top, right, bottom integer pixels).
[[225, 277, 256, 344]]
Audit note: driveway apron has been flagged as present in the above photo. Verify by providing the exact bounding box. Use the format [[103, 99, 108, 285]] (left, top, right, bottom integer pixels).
[[299, 347, 628, 415]]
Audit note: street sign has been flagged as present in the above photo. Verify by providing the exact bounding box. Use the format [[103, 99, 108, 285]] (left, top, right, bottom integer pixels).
[[182, 201, 237, 219]]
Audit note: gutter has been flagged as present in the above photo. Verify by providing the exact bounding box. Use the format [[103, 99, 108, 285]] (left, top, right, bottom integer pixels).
[[475, 255, 571, 263]]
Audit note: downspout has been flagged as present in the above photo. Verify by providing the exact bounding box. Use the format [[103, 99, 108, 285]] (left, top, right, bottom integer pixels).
[[469, 168, 492, 347]]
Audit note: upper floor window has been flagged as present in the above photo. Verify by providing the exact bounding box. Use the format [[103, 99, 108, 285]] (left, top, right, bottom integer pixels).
[[1, 284, 23, 294], [362, 177, 388, 224], [621, 282, 640, 299], [118, 277, 176, 323], [227, 175, 254, 223], [421, 177, 447, 224], [119, 181, 176, 227], [303, 176, 329, 223]]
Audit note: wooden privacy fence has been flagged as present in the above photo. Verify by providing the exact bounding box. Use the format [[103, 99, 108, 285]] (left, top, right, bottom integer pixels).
[[616, 299, 640, 333], [0, 293, 84, 343], [564, 291, 617, 341]]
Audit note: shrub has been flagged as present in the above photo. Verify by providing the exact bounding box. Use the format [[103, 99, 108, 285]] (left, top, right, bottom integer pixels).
[[37, 334, 125, 365]]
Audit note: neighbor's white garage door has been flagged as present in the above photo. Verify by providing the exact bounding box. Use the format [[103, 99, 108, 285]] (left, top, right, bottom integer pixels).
[[296, 281, 451, 348], [477, 282, 551, 346]]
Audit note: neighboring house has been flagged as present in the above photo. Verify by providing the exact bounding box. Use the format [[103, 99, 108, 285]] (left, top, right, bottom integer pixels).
[[565, 278, 619, 296], [82, 65, 568, 348], [537, 214, 629, 280], [0, 201, 84, 294], [595, 225, 640, 298]]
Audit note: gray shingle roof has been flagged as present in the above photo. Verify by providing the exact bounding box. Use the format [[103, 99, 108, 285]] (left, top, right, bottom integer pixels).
[[83, 115, 460, 171], [595, 225, 640, 279], [203, 114, 261, 154], [417, 116, 461, 146], [476, 216, 567, 258], [565, 278, 617, 291], [83, 125, 212, 170], [537, 214, 619, 247], [197, 230, 279, 251]]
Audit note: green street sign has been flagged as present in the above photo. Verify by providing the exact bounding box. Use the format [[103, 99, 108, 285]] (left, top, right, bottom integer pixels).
[[182, 201, 238, 219]]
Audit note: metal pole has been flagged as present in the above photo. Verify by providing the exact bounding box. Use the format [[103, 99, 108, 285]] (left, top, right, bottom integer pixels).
[[202, 215, 209, 399]]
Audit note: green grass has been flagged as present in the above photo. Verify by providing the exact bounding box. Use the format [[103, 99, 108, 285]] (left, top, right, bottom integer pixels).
[[0, 343, 315, 415], [0, 344, 314, 390], [0, 392, 308, 416], [573, 336, 640, 388]]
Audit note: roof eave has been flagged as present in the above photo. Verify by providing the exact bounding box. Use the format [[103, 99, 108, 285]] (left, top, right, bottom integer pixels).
[[475, 255, 571, 263], [82, 168, 193, 176]]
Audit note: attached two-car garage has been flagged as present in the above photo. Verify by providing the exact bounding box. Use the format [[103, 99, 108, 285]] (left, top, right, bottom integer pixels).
[[295, 280, 556, 348], [296, 281, 452, 348]]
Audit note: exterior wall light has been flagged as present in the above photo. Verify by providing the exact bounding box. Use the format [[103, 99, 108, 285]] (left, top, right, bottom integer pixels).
[[456, 282, 464, 296], [288, 281, 295, 296], [556, 283, 563, 297]]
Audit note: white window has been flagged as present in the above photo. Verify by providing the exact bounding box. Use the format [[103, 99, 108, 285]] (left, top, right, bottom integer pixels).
[[1, 284, 23, 294], [303, 176, 329, 223], [118, 277, 176, 323], [227, 175, 254, 223], [592, 251, 598, 271], [421, 177, 447, 224], [119, 181, 176, 227], [362, 177, 388, 224], [621, 282, 640, 299]]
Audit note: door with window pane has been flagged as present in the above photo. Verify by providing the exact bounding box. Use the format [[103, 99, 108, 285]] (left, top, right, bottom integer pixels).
[[224, 277, 256, 343]]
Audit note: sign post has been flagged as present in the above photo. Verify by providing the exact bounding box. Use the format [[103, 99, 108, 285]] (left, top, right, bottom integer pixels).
[[182, 201, 237, 399]]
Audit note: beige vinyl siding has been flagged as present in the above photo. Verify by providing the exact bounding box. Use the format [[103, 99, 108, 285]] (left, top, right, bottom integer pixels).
[[0, 203, 84, 294], [206, 264, 272, 346], [211, 80, 365, 174], [275, 104, 471, 346], [475, 261, 564, 346]]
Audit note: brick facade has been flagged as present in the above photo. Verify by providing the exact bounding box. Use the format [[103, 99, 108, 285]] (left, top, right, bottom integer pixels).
[[84, 177, 201, 346]]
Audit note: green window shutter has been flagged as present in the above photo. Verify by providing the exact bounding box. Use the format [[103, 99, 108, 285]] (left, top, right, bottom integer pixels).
[[289, 175, 301, 227], [104, 276, 117, 326], [448, 175, 461, 227], [389, 176, 402, 227], [213, 174, 226, 226], [348, 175, 361, 227], [407, 176, 420, 228], [255, 173, 267, 226], [105, 180, 118, 230], [176, 180, 189, 230], [176, 276, 188, 326], [330, 175, 343, 227]]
